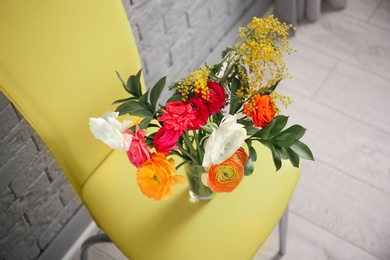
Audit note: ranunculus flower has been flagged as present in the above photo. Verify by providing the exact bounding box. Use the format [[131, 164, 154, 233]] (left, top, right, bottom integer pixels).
[[184, 97, 209, 130], [136, 153, 186, 200], [196, 81, 226, 114], [232, 147, 248, 166], [125, 126, 150, 168], [153, 126, 183, 155], [158, 101, 196, 131], [89, 111, 133, 150], [243, 94, 276, 128], [207, 152, 245, 192], [202, 114, 247, 168]]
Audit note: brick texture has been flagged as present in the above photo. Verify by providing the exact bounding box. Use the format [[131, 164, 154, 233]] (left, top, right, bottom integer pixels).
[[125, 0, 257, 100], [0, 92, 82, 260], [0, 0, 256, 259]]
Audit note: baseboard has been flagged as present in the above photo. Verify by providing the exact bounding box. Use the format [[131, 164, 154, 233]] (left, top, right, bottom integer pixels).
[[37, 205, 97, 260]]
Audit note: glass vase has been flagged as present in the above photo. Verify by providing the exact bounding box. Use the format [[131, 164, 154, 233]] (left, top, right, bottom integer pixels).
[[184, 163, 214, 201]]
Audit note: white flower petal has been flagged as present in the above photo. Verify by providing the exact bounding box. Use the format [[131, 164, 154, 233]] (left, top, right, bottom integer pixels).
[[202, 114, 246, 168], [201, 172, 209, 187], [89, 111, 133, 150]]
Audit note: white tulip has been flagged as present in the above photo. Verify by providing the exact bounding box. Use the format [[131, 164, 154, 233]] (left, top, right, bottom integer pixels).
[[89, 111, 133, 150], [202, 114, 247, 168]]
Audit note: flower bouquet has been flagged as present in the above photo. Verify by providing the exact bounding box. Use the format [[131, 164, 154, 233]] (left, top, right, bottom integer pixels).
[[89, 15, 314, 201]]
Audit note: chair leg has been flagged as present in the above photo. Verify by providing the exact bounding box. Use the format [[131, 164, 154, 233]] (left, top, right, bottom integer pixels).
[[80, 233, 112, 260], [278, 205, 289, 255]]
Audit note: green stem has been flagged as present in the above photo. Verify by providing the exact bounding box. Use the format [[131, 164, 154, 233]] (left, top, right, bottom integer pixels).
[[177, 145, 200, 164], [193, 130, 203, 163], [175, 160, 191, 170]]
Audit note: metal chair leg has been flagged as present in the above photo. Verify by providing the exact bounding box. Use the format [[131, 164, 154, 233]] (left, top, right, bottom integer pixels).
[[278, 205, 289, 255], [80, 233, 112, 260]]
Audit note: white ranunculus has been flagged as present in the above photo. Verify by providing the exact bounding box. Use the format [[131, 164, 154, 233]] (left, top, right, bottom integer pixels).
[[89, 111, 133, 150], [202, 114, 247, 168]]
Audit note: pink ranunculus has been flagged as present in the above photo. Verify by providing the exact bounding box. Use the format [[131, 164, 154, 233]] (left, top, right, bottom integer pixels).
[[125, 126, 151, 168], [184, 97, 209, 130], [153, 126, 183, 155], [196, 81, 226, 115], [158, 101, 197, 131]]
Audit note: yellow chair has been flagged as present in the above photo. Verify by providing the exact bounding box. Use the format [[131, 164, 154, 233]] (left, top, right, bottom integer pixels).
[[0, 1, 300, 259]]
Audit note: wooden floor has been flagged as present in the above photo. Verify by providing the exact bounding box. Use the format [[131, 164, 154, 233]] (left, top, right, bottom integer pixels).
[[70, 1, 390, 259]]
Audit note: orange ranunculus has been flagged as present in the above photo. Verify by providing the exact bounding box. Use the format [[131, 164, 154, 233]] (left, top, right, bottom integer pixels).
[[243, 94, 276, 128], [207, 150, 245, 193], [233, 147, 248, 166], [136, 153, 186, 200]]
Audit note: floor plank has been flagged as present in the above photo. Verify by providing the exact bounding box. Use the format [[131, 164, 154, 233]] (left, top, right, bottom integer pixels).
[[290, 160, 390, 259], [369, 0, 390, 31], [340, 0, 381, 21], [254, 212, 380, 260], [314, 61, 390, 134], [295, 9, 390, 80], [282, 39, 338, 98], [280, 90, 390, 195]]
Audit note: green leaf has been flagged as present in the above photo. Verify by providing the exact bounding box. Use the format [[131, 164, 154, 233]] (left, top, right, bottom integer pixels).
[[249, 146, 257, 161], [244, 159, 254, 176], [221, 46, 234, 59], [283, 147, 300, 168], [252, 119, 276, 139], [115, 71, 127, 90], [229, 78, 241, 114], [269, 79, 282, 91], [274, 145, 289, 160], [291, 141, 314, 161], [239, 119, 258, 135], [126, 69, 143, 98], [274, 133, 297, 147], [166, 94, 183, 103], [261, 141, 282, 171], [211, 63, 223, 75], [138, 90, 149, 107], [145, 133, 156, 147], [116, 101, 153, 118], [278, 124, 306, 140], [138, 118, 152, 129], [150, 76, 166, 110], [269, 115, 289, 137], [112, 96, 138, 105]]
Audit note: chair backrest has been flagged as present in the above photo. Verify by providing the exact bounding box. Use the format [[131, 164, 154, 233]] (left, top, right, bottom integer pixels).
[[0, 0, 142, 196]]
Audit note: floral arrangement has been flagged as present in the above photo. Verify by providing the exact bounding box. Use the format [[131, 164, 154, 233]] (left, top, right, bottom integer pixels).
[[89, 15, 314, 201]]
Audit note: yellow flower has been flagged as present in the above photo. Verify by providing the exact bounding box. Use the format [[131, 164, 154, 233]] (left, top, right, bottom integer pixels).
[[178, 66, 211, 100], [233, 15, 295, 99]]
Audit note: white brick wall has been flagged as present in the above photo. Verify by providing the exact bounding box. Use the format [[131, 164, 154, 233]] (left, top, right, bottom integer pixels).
[[124, 0, 258, 98], [0, 92, 81, 260]]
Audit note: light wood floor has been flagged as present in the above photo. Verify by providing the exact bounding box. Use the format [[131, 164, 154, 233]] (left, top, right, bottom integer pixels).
[[71, 1, 390, 259]]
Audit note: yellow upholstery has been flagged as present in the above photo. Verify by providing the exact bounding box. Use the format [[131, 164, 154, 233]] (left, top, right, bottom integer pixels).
[[0, 0, 300, 259], [83, 144, 299, 260], [0, 0, 142, 195]]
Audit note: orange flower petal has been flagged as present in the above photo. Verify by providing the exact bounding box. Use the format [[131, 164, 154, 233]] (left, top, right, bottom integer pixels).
[[208, 157, 244, 193], [136, 153, 185, 200]]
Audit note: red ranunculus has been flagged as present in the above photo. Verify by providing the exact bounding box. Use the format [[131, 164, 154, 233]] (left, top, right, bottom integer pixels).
[[158, 101, 196, 131], [125, 126, 150, 168], [153, 126, 183, 155], [184, 97, 209, 130], [196, 81, 226, 115]]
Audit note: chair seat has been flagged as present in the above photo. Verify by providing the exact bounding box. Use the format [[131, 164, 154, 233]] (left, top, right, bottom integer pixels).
[[81, 142, 300, 260]]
